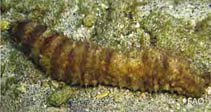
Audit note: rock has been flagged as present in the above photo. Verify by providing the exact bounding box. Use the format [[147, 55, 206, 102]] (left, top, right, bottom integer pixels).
[[47, 86, 74, 107], [0, 20, 10, 31], [82, 14, 96, 27]]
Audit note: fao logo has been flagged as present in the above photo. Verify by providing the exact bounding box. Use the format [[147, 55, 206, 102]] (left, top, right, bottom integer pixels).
[[185, 98, 206, 105]]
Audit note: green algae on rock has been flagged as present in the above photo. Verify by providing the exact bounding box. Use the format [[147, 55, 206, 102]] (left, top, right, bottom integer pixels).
[[48, 86, 74, 107], [82, 14, 96, 27], [9, 20, 209, 97], [0, 20, 10, 31]]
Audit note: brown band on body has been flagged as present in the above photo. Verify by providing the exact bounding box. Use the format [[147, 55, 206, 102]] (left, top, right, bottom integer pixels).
[[10, 20, 32, 42], [102, 49, 114, 83], [105, 50, 113, 73], [38, 34, 64, 75], [58, 40, 74, 82], [92, 45, 101, 83], [22, 25, 47, 52], [79, 42, 90, 85], [40, 34, 58, 55], [162, 54, 169, 70], [50, 37, 68, 80], [65, 44, 76, 84]]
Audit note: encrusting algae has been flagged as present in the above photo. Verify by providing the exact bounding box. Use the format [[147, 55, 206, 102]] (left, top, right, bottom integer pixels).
[[9, 20, 209, 97]]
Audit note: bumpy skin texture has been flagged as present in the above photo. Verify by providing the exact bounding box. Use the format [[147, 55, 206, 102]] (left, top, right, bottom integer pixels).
[[10, 20, 207, 97]]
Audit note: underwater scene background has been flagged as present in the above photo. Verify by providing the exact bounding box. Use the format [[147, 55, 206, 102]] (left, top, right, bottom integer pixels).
[[1, 0, 211, 112]]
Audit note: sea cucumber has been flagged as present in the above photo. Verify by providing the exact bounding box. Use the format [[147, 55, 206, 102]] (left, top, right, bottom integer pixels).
[[9, 20, 208, 97]]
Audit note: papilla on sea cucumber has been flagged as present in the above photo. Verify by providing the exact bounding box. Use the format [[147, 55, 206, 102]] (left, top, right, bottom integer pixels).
[[9, 20, 209, 97]]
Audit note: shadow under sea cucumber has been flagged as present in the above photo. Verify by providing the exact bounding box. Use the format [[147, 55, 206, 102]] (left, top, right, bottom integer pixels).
[[9, 20, 208, 97]]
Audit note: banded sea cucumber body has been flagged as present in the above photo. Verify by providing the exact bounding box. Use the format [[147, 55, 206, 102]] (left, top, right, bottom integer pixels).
[[9, 20, 207, 97]]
